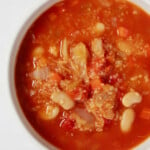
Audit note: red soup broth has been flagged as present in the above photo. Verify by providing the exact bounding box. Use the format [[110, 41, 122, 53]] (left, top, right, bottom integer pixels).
[[15, 0, 150, 149]]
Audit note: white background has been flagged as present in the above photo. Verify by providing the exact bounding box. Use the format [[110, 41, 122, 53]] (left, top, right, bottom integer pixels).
[[0, 0, 48, 149], [0, 0, 150, 150]]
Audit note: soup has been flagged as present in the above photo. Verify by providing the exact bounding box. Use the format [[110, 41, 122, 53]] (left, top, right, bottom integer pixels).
[[15, 0, 150, 149]]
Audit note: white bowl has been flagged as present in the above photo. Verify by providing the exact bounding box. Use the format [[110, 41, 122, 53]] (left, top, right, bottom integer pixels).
[[8, 0, 150, 149]]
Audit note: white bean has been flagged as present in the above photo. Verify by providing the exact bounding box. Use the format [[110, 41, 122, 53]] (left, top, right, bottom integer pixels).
[[116, 39, 133, 56], [51, 91, 75, 110], [38, 105, 59, 120], [94, 22, 105, 35], [122, 91, 142, 107], [120, 109, 135, 133], [32, 46, 44, 58]]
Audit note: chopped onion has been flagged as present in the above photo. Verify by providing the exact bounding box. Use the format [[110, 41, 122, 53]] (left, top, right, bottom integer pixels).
[[51, 91, 75, 110], [74, 108, 95, 123], [71, 42, 89, 82], [31, 67, 49, 80]]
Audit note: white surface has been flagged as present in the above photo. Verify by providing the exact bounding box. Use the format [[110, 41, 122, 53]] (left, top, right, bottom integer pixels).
[[0, 0, 48, 149], [0, 0, 150, 150]]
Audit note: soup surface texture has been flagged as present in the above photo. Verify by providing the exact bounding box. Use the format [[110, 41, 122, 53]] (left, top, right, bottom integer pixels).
[[15, 0, 150, 149]]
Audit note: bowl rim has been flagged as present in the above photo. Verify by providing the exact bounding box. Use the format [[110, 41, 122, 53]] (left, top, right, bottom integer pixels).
[[8, 0, 150, 149], [8, 0, 59, 149]]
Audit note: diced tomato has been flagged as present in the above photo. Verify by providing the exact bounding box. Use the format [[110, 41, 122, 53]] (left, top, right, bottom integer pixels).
[[49, 72, 62, 82], [104, 119, 112, 126], [115, 90, 124, 110], [140, 108, 150, 120], [67, 86, 90, 102], [90, 78, 102, 90], [117, 26, 129, 38], [116, 90, 124, 102], [60, 118, 75, 130], [100, 64, 113, 83]]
